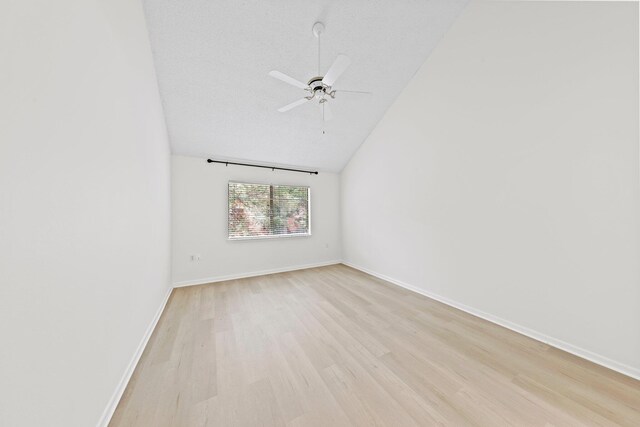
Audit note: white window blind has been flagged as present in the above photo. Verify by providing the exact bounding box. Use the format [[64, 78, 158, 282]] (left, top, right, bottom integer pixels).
[[228, 182, 310, 239]]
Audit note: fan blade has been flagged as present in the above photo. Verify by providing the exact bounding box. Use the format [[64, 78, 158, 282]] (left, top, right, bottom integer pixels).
[[321, 102, 333, 121], [322, 54, 351, 86], [268, 71, 308, 89], [277, 98, 309, 112], [335, 89, 371, 95]]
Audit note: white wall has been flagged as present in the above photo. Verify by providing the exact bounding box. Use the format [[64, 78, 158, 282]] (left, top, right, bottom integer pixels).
[[172, 155, 341, 285], [341, 1, 640, 378], [0, 1, 171, 426]]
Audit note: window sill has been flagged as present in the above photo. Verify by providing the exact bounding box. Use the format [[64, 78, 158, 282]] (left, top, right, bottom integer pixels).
[[228, 233, 312, 242]]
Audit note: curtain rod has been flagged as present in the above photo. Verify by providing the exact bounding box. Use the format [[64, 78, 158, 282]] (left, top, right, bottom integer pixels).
[[206, 159, 318, 175]]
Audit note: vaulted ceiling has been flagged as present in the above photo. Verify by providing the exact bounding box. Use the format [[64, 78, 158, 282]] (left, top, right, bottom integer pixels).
[[143, 0, 469, 172]]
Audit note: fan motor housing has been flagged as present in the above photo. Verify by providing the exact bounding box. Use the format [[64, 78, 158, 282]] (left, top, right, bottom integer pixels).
[[308, 76, 329, 94]]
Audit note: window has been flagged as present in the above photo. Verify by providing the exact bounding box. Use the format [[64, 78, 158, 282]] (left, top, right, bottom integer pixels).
[[228, 182, 310, 239]]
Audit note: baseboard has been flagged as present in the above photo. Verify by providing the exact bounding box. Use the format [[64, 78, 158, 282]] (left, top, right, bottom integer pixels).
[[342, 261, 640, 382], [172, 260, 342, 288], [96, 287, 173, 427]]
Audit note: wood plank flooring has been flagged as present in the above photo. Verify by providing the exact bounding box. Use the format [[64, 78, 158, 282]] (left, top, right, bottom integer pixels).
[[110, 264, 640, 426]]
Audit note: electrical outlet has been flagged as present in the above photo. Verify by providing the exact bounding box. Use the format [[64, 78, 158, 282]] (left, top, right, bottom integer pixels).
[[190, 254, 201, 261]]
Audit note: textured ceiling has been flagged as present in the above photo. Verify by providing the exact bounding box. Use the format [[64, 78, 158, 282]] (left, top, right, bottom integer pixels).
[[143, 0, 469, 172]]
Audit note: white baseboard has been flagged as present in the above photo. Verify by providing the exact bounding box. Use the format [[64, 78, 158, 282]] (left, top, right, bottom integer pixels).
[[96, 287, 173, 427], [172, 260, 342, 288], [342, 261, 640, 382]]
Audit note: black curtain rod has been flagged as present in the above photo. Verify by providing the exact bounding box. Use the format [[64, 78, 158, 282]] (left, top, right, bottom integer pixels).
[[206, 159, 318, 175]]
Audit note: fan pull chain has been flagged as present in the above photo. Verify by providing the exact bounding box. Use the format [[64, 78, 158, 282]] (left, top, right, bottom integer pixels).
[[322, 103, 326, 135]]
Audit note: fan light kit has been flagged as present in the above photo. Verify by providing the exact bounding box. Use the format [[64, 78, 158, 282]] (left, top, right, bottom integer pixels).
[[269, 21, 371, 127]]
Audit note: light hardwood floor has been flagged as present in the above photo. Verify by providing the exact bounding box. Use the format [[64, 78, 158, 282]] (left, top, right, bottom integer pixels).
[[110, 264, 640, 426]]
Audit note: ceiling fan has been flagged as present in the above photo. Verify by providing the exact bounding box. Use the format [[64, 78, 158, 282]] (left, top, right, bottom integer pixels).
[[269, 22, 370, 122]]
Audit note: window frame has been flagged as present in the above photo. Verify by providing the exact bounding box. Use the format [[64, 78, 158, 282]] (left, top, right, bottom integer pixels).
[[227, 180, 312, 241]]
